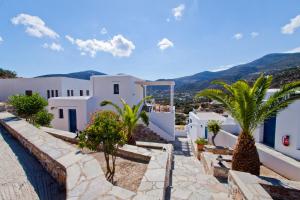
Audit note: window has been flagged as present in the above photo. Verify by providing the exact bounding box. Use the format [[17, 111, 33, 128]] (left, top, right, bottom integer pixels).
[[67, 90, 70, 96], [47, 90, 50, 99], [55, 90, 58, 97], [59, 109, 64, 119], [51, 90, 54, 97], [80, 90, 83, 96], [113, 84, 119, 94], [25, 90, 32, 96], [86, 90, 90, 96], [71, 90, 74, 96]]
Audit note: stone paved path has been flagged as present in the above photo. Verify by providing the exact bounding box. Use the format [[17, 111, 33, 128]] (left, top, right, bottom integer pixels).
[[0, 126, 65, 200], [167, 137, 228, 200]]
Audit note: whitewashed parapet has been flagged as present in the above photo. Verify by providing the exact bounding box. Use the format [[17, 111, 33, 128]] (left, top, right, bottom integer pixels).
[[0, 112, 172, 200]]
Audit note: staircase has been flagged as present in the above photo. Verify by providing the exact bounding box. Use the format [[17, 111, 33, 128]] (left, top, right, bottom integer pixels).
[[133, 124, 167, 143]]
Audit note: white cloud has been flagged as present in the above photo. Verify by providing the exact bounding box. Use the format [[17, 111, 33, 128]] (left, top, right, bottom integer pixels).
[[65, 35, 75, 44], [11, 13, 59, 39], [0, 36, 3, 44], [285, 46, 300, 53], [282, 15, 300, 34], [251, 32, 259, 38], [42, 42, 63, 51], [100, 27, 108, 35], [157, 38, 174, 50], [66, 34, 135, 57], [172, 4, 185, 20], [233, 33, 243, 40]]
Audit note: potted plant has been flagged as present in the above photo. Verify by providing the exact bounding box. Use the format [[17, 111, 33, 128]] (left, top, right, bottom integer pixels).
[[207, 120, 222, 146], [195, 138, 208, 151]]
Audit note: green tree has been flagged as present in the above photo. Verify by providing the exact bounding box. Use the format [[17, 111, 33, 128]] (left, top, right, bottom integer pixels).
[[196, 74, 300, 175], [9, 93, 48, 122], [78, 111, 126, 183], [100, 97, 151, 145], [207, 120, 222, 146], [34, 109, 54, 127], [0, 68, 17, 79]]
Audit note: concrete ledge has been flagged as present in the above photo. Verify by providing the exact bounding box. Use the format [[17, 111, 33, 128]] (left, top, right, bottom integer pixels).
[[41, 126, 77, 144], [0, 112, 172, 199], [228, 170, 300, 200]]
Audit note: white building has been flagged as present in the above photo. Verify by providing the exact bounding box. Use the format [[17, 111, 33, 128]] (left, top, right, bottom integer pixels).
[[187, 111, 240, 144], [187, 89, 300, 160], [0, 77, 91, 101], [47, 74, 176, 141]]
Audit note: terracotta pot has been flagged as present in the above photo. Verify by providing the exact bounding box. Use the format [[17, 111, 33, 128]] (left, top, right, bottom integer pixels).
[[197, 143, 205, 151]]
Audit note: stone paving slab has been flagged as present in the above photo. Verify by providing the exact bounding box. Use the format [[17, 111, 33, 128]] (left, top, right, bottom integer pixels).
[[169, 137, 228, 200]]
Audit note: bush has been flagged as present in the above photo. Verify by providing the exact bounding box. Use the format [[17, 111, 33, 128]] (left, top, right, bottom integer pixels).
[[78, 111, 126, 183], [9, 93, 48, 122], [34, 109, 53, 127], [195, 138, 208, 145], [207, 120, 222, 146]]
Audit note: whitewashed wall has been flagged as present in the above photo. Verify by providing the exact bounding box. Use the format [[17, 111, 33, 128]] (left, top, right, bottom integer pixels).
[[274, 100, 300, 160], [149, 111, 175, 140], [91, 75, 143, 110], [0, 78, 62, 101], [48, 97, 94, 132], [0, 77, 91, 102]]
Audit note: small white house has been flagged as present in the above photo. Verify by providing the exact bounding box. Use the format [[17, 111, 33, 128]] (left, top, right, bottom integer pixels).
[[0, 77, 91, 101], [48, 74, 176, 141], [187, 111, 240, 144]]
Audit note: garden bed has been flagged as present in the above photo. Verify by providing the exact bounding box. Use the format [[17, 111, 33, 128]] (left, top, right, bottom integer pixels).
[[91, 151, 149, 192]]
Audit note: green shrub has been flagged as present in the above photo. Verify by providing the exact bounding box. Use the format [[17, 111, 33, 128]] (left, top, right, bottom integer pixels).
[[195, 138, 208, 145], [34, 109, 53, 127], [78, 111, 126, 183], [9, 93, 47, 122], [207, 120, 222, 146]]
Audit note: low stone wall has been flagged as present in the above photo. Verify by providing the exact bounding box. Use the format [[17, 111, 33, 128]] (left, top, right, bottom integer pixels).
[[0, 112, 172, 199], [41, 126, 78, 144], [228, 170, 300, 200]]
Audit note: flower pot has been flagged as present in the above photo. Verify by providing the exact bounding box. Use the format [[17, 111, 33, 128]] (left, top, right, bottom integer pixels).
[[197, 143, 205, 151]]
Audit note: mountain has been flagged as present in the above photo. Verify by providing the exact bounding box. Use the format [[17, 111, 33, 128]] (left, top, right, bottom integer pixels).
[[37, 70, 106, 80], [170, 53, 300, 92]]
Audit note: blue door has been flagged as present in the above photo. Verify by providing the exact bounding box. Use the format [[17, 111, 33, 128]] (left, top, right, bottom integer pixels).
[[68, 109, 77, 133], [263, 115, 276, 147], [205, 127, 208, 139]]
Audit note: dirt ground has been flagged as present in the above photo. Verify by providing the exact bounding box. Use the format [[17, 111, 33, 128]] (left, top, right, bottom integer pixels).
[[91, 152, 149, 192]]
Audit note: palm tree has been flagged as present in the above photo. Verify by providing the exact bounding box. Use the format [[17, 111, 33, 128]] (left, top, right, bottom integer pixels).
[[196, 74, 300, 175], [100, 97, 151, 145]]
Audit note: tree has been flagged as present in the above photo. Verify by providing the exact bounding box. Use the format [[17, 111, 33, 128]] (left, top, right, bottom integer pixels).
[[196, 74, 300, 175], [100, 97, 151, 145], [78, 111, 126, 183], [0, 68, 17, 78], [207, 120, 222, 146], [9, 93, 48, 122], [34, 109, 54, 127]]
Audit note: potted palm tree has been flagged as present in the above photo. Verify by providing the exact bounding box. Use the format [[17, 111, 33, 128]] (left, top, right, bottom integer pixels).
[[100, 97, 151, 145], [196, 74, 300, 175], [207, 120, 222, 146]]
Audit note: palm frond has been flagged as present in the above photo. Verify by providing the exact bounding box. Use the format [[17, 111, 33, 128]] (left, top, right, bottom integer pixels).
[[100, 100, 123, 115], [139, 110, 149, 126]]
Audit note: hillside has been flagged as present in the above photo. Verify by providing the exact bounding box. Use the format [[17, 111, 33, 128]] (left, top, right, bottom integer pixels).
[[0, 68, 17, 79], [172, 53, 300, 92], [37, 70, 106, 80]]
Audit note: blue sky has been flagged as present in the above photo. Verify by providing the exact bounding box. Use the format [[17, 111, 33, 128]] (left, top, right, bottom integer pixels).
[[1, 0, 300, 80]]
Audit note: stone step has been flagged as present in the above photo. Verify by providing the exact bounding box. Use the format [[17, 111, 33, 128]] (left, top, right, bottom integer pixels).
[[133, 124, 167, 143]]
